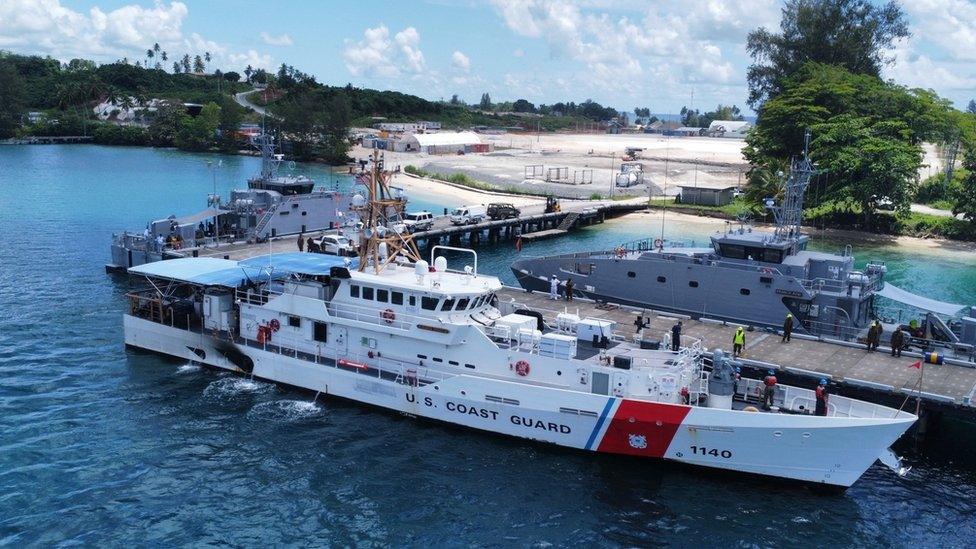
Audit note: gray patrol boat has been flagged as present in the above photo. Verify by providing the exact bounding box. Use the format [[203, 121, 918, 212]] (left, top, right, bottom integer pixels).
[[108, 134, 356, 271], [513, 135, 976, 359]]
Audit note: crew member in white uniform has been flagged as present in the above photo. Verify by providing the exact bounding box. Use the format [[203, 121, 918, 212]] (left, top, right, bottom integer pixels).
[[549, 275, 559, 300]]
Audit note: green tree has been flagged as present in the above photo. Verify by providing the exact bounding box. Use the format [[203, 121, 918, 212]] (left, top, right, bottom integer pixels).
[[968, 100, 976, 115], [193, 55, 205, 73], [148, 102, 189, 146], [0, 60, 26, 138], [811, 114, 921, 227], [952, 150, 976, 222], [512, 98, 535, 113], [479, 92, 491, 110], [217, 96, 244, 151], [181, 54, 191, 73], [746, 0, 909, 109], [175, 101, 220, 151]]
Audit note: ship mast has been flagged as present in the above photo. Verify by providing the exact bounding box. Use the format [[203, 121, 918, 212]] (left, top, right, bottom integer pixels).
[[766, 129, 817, 249], [354, 148, 421, 273]]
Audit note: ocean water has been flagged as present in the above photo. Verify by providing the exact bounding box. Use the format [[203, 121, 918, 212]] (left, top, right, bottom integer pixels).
[[2, 145, 976, 546]]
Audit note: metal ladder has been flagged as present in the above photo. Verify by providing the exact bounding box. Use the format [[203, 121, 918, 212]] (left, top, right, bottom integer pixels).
[[253, 204, 278, 237], [556, 212, 580, 231]]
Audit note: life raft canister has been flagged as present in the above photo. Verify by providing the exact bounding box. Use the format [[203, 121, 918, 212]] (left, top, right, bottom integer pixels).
[[514, 360, 531, 377], [269, 318, 281, 331], [381, 308, 396, 324]]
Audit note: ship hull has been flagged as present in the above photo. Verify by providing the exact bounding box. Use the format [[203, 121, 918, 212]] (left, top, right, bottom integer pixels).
[[124, 315, 912, 488]]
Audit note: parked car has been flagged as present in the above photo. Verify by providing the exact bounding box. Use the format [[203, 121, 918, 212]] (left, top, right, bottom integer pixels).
[[450, 204, 488, 225], [316, 233, 357, 256], [401, 210, 435, 232], [487, 203, 521, 220]]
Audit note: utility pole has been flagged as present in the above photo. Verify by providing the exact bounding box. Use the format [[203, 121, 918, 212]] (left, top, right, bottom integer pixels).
[[609, 151, 615, 198]]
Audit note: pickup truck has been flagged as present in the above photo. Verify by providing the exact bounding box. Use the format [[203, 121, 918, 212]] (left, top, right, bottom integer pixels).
[[487, 203, 521, 220]]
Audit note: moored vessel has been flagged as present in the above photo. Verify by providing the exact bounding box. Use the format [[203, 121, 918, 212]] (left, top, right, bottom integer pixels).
[[120, 151, 915, 488]]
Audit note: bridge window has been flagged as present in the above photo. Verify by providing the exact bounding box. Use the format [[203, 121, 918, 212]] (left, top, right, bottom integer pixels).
[[392, 291, 404, 305], [760, 276, 773, 284], [377, 289, 389, 302], [627, 271, 636, 278], [457, 298, 470, 310], [740, 288, 751, 295], [422, 297, 439, 310], [689, 281, 699, 288], [350, 285, 360, 298], [409, 295, 416, 306], [287, 315, 301, 328], [657, 276, 666, 283], [441, 299, 455, 311], [362, 287, 374, 300]]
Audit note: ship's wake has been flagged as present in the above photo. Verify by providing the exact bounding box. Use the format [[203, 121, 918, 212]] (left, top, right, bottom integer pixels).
[[202, 376, 272, 400]]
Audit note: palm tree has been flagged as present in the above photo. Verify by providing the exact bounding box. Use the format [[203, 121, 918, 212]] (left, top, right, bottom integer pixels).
[[193, 55, 205, 73], [181, 54, 191, 73], [204, 51, 212, 63], [173, 61, 181, 74], [146, 49, 154, 67], [161, 51, 168, 62], [153, 43, 161, 55], [244, 65, 253, 83]]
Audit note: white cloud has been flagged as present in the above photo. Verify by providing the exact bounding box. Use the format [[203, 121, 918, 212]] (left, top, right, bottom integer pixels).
[[451, 50, 470, 71], [394, 27, 425, 73], [0, 0, 272, 71], [342, 24, 428, 78], [260, 31, 293, 47]]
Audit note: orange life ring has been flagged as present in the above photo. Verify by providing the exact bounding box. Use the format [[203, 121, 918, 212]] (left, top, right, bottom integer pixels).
[[615, 247, 626, 258], [514, 360, 530, 377], [760, 267, 773, 274], [381, 308, 396, 324], [654, 238, 664, 249], [269, 318, 281, 331]]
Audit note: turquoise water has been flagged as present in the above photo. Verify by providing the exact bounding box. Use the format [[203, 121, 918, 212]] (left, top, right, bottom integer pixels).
[[2, 145, 976, 546]]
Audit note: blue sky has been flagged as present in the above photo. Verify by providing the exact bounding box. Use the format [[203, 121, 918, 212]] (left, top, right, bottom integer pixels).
[[2, 0, 974, 113]]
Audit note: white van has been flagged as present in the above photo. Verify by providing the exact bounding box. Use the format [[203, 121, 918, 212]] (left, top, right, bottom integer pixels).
[[450, 204, 487, 225]]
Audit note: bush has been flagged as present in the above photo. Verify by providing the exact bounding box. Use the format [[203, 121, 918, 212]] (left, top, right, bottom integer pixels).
[[92, 123, 149, 145]]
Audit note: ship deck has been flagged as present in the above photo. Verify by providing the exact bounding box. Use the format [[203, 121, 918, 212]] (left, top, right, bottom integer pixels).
[[496, 287, 976, 416]]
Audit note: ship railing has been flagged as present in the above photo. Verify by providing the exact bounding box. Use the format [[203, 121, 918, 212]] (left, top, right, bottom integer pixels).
[[236, 334, 453, 387], [125, 290, 200, 332], [736, 378, 905, 419]]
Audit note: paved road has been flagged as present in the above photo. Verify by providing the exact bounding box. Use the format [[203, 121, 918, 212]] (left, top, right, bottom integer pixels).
[[910, 203, 963, 219], [234, 89, 276, 118]]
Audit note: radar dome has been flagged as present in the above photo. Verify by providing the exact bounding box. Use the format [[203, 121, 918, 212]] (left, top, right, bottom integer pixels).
[[352, 194, 366, 207], [434, 256, 448, 272], [415, 260, 429, 277]]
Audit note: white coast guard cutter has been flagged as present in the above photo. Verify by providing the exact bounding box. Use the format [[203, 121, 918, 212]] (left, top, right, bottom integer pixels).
[[121, 153, 915, 488]]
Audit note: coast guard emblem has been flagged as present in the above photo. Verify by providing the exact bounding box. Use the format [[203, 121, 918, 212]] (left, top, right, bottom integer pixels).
[[628, 434, 647, 449]]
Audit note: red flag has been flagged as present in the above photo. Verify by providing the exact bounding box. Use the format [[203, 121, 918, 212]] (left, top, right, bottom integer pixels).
[[909, 360, 922, 369]]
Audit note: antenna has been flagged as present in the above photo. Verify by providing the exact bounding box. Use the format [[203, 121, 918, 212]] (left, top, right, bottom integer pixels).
[[765, 129, 817, 249]]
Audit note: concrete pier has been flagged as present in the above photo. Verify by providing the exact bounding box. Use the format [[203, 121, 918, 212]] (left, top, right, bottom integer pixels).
[[496, 287, 976, 420]]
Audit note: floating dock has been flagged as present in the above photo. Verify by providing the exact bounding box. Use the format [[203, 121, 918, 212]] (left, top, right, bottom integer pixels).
[[495, 287, 976, 422]]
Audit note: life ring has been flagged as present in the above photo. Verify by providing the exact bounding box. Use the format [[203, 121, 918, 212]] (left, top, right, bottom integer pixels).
[[653, 238, 664, 249], [615, 247, 626, 258], [760, 267, 773, 274], [381, 308, 396, 324], [269, 318, 281, 331], [514, 360, 530, 377]]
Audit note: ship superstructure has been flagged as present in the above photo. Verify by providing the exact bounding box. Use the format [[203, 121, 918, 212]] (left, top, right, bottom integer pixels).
[[108, 133, 359, 270], [121, 150, 915, 488]]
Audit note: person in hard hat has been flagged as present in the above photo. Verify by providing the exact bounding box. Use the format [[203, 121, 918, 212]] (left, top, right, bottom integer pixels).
[[890, 326, 905, 357], [732, 326, 746, 358], [866, 320, 882, 351], [762, 369, 778, 411], [549, 275, 559, 300], [815, 378, 829, 416], [782, 313, 794, 343]]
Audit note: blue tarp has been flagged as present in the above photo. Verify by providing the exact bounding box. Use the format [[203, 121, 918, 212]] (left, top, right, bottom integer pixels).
[[128, 253, 359, 287]]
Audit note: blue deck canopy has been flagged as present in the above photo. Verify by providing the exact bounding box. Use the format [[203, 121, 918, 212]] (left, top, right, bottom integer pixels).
[[128, 253, 358, 287]]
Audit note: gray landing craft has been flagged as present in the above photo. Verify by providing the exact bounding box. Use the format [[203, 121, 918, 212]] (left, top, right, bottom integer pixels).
[[108, 134, 359, 270], [513, 134, 976, 361]]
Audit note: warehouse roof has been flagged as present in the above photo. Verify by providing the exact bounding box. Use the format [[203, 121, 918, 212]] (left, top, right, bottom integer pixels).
[[404, 131, 482, 147]]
